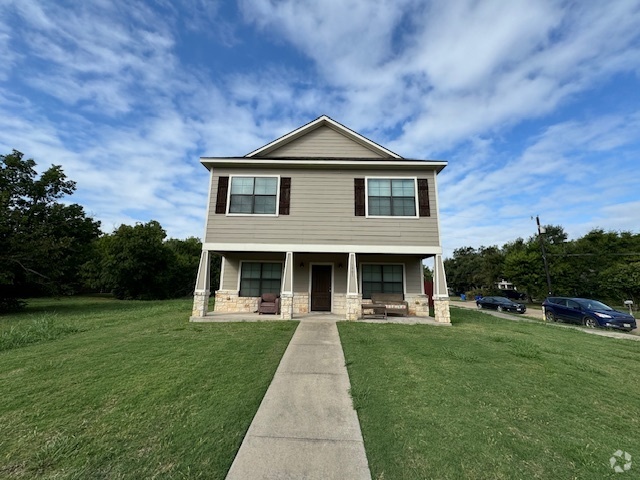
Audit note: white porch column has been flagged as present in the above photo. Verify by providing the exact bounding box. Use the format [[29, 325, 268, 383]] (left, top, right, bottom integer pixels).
[[280, 252, 294, 320], [191, 250, 211, 318], [433, 254, 451, 324], [345, 252, 362, 321]]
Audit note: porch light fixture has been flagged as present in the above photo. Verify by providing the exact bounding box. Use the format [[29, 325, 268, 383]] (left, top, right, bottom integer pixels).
[[299, 262, 304, 268], [338, 263, 343, 269]]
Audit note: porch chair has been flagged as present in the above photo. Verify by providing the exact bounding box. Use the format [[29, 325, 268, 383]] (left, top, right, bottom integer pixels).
[[257, 293, 280, 314]]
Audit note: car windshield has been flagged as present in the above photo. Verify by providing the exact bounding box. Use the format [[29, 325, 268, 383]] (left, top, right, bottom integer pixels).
[[495, 297, 512, 304], [575, 299, 613, 311]]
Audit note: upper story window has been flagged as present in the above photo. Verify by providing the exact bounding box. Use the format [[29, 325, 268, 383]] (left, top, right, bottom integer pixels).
[[229, 176, 278, 214], [355, 177, 429, 217], [215, 176, 290, 216], [367, 178, 417, 217]]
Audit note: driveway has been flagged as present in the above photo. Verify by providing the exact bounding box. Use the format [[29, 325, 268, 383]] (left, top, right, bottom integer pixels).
[[451, 300, 640, 342]]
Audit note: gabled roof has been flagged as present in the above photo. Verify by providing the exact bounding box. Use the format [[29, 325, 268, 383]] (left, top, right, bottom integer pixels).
[[245, 115, 402, 159]]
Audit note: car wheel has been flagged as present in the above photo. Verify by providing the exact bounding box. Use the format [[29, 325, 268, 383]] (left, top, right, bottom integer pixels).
[[545, 310, 556, 322], [497, 306, 503, 312], [583, 316, 598, 328], [477, 303, 483, 309]]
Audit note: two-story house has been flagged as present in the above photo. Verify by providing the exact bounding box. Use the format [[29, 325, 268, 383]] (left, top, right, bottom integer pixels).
[[191, 115, 451, 323]]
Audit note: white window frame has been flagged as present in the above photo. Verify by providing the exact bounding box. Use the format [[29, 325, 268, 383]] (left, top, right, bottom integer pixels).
[[226, 174, 281, 217], [237, 260, 284, 297], [359, 262, 407, 299], [364, 176, 419, 219]]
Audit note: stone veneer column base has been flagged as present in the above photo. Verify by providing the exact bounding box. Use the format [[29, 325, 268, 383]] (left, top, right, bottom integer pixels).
[[214, 290, 259, 313], [405, 294, 430, 317], [434, 298, 451, 324], [192, 290, 210, 317], [332, 293, 347, 315], [292, 293, 309, 315], [281, 293, 293, 320], [345, 294, 362, 321]]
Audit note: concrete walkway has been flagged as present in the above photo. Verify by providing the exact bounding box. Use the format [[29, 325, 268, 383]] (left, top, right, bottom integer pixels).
[[226, 317, 371, 480]]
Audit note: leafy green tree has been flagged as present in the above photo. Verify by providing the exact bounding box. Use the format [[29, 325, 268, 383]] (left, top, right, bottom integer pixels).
[[88, 221, 173, 300], [0, 150, 100, 311], [423, 264, 433, 281], [599, 262, 640, 305], [82, 226, 221, 300], [165, 237, 221, 298], [503, 249, 545, 300]]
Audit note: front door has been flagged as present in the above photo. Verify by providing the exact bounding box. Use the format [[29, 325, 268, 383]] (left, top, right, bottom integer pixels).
[[311, 265, 332, 311]]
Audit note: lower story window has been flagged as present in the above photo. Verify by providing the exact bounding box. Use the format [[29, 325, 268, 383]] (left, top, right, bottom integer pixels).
[[239, 262, 282, 297], [361, 264, 404, 299]]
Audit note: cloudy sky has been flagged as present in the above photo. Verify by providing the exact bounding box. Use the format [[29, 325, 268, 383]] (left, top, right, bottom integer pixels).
[[1, 0, 639, 257]]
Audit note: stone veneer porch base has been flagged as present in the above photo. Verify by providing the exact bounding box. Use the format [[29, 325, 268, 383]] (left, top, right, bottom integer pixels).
[[204, 290, 449, 322]]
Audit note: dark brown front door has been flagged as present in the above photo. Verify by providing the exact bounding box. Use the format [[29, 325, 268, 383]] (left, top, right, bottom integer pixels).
[[311, 265, 332, 311]]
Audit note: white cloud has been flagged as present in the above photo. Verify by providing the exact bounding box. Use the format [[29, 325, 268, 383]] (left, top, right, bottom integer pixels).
[[438, 112, 640, 256], [1, 0, 640, 250], [240, 0, 640, 154]]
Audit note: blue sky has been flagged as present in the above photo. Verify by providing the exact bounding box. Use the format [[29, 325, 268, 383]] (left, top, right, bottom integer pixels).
[[1, 0, 639, 257]]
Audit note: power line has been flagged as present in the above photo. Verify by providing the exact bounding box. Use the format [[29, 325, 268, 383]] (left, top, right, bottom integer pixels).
[[547, 252, 640, 257]]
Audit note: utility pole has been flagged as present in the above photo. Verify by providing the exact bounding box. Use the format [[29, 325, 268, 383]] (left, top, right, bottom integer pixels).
[[536, 215, 553, 296]]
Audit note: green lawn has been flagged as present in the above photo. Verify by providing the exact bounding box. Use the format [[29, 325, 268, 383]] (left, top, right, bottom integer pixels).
[[0, 296, 297, 479], [339, 309, 640, 479]]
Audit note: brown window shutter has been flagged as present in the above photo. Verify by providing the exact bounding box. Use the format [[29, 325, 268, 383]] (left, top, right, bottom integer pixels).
[[215, 176, 229, 214], [354, 178, 365, 216], [279, 177, 291, 215], [418, 178, 430, 217]]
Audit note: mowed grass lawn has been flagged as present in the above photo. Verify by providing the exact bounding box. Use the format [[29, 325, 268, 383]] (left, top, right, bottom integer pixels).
[[0, 296, 297, 479], [339, 309, 640, 479]]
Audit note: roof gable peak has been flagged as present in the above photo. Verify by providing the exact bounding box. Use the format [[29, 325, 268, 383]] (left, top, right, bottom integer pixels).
[[245, 115, 402, 159]]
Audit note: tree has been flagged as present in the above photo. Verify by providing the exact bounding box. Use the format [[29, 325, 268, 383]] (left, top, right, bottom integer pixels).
[[86, 221, 173, 300], [82, 224, 220, 300], [165, 237, 221, 298], [599, 262, 640, 306], [0, 150, 101, 311]]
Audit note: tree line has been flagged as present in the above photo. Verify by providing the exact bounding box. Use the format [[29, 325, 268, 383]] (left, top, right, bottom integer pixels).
[[1, 150, 219, 312], [445, 224, 640, 305]]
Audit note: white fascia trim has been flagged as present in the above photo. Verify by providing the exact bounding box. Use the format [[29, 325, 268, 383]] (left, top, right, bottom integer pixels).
[[201, 158, 448, 171], [204, 243, 442, 255], [245, 115, 402, 159]]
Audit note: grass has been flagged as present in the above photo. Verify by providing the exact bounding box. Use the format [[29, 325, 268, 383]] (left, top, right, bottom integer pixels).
[[0, 296, 297, 479], [338, 308, 640, 479]]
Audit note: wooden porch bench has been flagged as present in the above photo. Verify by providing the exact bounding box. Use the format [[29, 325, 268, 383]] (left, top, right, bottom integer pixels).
[[370, 293, 409, 316], [361, 303, 387, 319]]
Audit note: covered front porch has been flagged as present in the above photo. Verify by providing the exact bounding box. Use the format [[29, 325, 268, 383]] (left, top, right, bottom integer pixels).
[[191, 250, 451, 323]]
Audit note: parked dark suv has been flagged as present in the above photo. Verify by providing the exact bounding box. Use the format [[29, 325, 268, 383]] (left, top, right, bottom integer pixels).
[[542, 297, 637, 331]]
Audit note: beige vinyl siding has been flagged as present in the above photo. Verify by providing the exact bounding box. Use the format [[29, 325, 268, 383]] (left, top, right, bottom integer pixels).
[[265, 125, 387, 158], [358, 254, 424, 294], [206, 167, 440, 249], [221, 257, 239, 290]]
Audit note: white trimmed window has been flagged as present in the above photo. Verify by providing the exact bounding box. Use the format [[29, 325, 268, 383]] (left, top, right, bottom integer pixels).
[[229, 177, 278, 214], [367, 178, 417, 217], [239, 262, 282, 297], [361, 264, 404, 299]]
